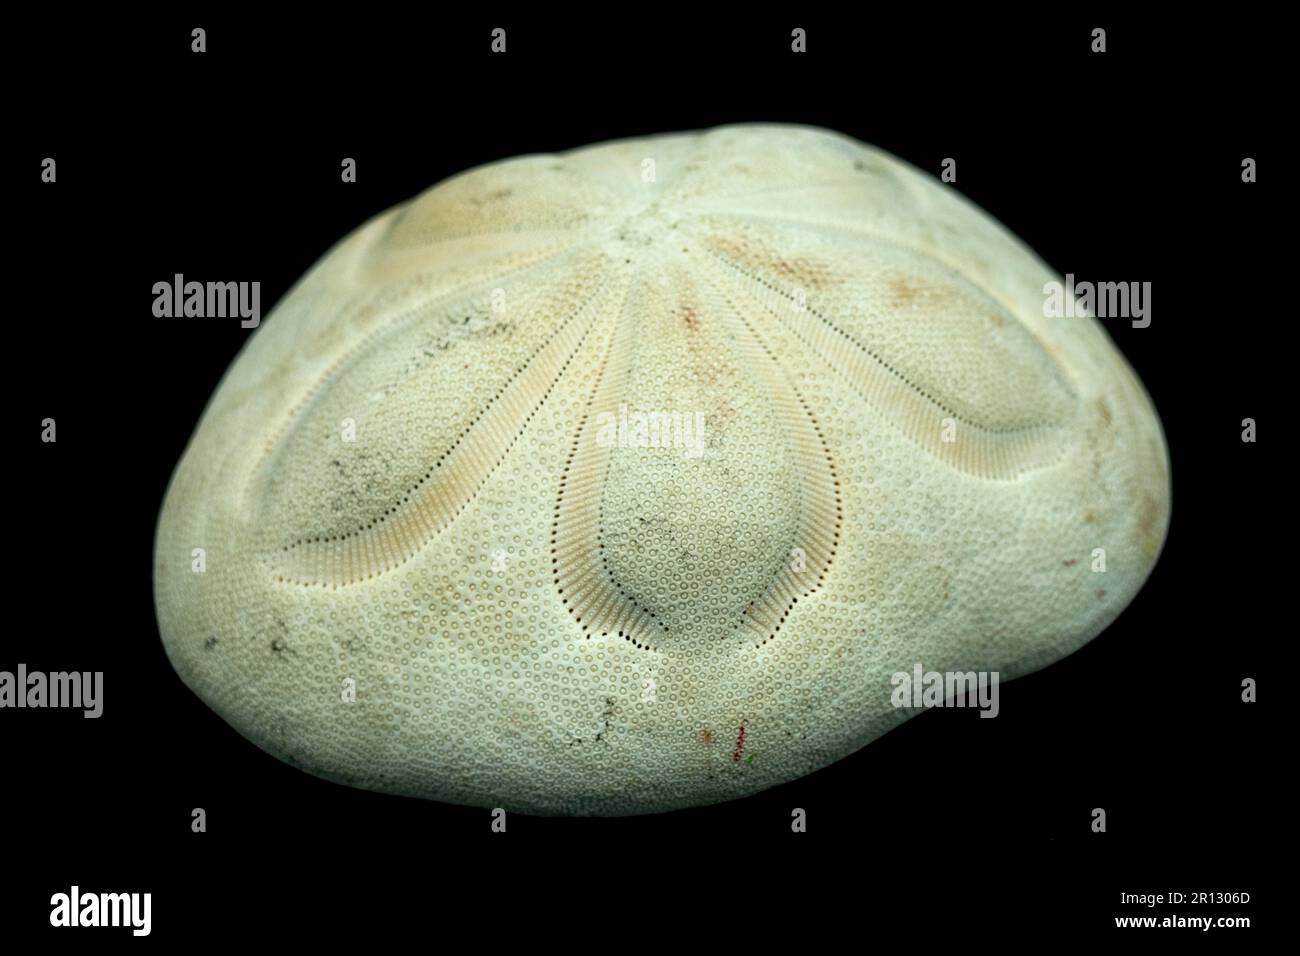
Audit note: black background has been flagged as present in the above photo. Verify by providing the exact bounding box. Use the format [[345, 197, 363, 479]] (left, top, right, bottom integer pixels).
[[9, 10, 1277, 940]]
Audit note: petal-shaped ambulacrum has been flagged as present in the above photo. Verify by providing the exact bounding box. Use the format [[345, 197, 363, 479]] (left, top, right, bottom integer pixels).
[[154, 125, 1170, 815]]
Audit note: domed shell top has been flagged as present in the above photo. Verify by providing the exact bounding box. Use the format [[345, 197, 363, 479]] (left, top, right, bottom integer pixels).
[[154, 124, 1170, 815]]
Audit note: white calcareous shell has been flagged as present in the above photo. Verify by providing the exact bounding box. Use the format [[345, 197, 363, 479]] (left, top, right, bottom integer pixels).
[[154, 125, 1170, 815]]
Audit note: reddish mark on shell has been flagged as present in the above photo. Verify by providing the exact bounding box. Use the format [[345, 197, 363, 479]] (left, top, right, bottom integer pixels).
[[732, 719, 748, 763], [1062, 559, 1078, 567]]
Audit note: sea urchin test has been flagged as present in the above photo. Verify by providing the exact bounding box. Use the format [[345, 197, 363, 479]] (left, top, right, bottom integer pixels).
[[154, 125, 1170, 815]]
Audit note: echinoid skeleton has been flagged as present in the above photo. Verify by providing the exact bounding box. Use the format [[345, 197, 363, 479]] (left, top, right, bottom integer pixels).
[[154, 125, 1170, 815]]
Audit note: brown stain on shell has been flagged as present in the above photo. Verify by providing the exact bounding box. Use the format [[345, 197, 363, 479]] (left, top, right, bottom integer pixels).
[[1135, 492, 1163, 558], [705, 232, 839, 290], [1097, 398, 1113, 426]]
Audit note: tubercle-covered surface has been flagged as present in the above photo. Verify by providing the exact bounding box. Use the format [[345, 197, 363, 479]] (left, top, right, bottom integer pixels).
[[154, 125, 1170, 815]]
